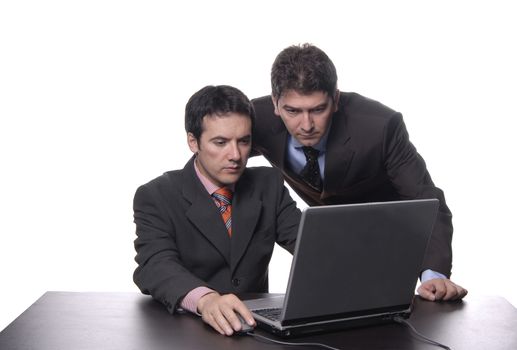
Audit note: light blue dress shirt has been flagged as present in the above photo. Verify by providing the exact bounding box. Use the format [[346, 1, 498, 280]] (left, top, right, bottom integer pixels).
[[285, 126, 330, 180]]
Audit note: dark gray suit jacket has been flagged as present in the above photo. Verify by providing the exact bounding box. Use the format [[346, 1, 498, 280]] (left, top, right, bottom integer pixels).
[[252, 92, 453, 277], [133, 157, 301, 313]]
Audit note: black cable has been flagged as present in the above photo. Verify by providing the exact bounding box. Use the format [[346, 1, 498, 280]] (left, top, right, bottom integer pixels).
[[246, 319, 451, 350], [246, 331, 343, 350], [393, 316, 452, 350]]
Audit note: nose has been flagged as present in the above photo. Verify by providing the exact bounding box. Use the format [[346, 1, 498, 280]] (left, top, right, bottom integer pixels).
[[300, 112, 314, 132], [228, 141, 241, 161]]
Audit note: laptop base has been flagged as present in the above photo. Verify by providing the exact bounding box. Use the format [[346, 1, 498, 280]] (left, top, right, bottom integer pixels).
[[256, 311, 411, 338]]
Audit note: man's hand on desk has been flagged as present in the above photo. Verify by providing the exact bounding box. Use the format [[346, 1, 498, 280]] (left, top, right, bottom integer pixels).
[[417, 278, 468, 301], [197, 292, 256, 336]]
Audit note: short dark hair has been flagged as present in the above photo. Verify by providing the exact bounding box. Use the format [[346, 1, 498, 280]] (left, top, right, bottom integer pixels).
[[185, 85, 255, 140], [271, 43, 338, 99]]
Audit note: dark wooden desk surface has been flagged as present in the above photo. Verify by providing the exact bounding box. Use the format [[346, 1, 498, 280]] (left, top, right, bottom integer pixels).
[[0, 292, 516, 350]]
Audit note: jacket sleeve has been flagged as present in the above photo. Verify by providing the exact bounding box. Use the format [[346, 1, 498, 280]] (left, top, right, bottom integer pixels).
[[383, 113, 453, 277], [132, 183, 209, 313]]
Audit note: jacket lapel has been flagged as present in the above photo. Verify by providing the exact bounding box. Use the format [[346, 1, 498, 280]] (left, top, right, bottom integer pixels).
[[229, 173, 262, 273], [181, 158, 231, 266], [321, 98, 355, 199]]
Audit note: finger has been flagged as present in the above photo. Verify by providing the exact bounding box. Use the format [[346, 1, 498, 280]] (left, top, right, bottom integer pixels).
[[221, 308, 243, 332], [212, 311, 234, 336], [202, 312, 226, 335], [217, 295, 251, 334], [432, 280, 447, 300], [202, 302, 234, 336], [451, 281, 468, 299], [417, 284, 436, 301], [233, 303, 255, 326], [220, 296, 255, 330], [452, 284, 468, 300], [442, 281, 460, 301], [236, 310, 256, 328]]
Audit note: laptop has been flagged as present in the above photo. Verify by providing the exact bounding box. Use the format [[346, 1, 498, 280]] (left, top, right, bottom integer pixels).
[[244, 199, 439, 337]]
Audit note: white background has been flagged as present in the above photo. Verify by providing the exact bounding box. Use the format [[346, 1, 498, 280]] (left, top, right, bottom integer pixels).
[[1, 1, 516, 331]]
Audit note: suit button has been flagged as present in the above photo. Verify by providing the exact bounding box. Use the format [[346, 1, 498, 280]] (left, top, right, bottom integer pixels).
[[232, 278, 241, 287]]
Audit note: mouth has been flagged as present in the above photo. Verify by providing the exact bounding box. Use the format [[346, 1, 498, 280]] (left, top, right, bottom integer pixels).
[[298, 133, 319, 141], [299, 130, 318, 137], [223, 166, 241, 173]]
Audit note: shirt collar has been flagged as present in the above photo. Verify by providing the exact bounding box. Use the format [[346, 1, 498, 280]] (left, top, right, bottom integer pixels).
[[193, 157, 235, 195]]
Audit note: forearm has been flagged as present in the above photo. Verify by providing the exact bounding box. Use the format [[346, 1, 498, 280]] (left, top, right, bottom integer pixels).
[[133, 184, 208, 312]]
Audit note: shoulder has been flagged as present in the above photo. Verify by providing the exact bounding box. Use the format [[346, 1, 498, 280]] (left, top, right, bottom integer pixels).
[[242, 165, 283, 182], [239, 166, 284, 191], [140, 169, 182, 188], [137, 158, 196, 193], [340, 92, 399, 120], [251, 96, 286, 152], [337, 92, 404, 134], [252, 95, 274, 113], [251, 95, 278, 128], [236, 166, 293, 210], [134, 169, 184, 200]]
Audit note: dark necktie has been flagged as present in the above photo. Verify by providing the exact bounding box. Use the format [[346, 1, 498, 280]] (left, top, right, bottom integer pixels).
[[212, 188, 233, 237], [300, 146, 322, 191]]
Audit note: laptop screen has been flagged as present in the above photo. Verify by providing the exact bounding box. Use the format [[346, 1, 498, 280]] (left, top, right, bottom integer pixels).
[[280, 199, 439, 323]]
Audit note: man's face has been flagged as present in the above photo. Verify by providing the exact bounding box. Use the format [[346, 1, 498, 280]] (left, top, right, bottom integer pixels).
[[272, 90, 339, 147], [188, 113, 252, 187]]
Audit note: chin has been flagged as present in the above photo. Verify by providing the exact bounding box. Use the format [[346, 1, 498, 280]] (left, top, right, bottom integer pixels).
[[220, 175, 242, 186], [297, 137, 318, 147]]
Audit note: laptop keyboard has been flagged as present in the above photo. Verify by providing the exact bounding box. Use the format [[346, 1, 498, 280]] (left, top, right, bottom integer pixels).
[[254, 308, 282, 321]]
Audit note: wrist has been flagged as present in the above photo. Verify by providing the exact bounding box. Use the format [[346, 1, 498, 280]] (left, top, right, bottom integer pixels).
[[420, 269, 447, 283]]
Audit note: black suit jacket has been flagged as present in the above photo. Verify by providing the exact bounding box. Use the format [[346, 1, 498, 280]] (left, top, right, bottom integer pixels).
[[252, 92, 453, 277], [133, 157, 301, 313]]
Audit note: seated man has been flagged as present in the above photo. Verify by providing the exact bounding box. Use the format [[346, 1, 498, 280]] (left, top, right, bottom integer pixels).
[[133, 85, 301, 336]]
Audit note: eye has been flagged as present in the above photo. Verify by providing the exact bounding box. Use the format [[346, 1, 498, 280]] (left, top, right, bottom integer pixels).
[[214, 139, 227, 146], [285, 108, 298, 115], [311, 106, 327, 114]]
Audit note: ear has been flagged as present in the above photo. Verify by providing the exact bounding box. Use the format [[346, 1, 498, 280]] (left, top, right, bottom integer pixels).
[[187, 132, 199, 153], [332, 89, 340, 112], [271, 96, 281, 116]]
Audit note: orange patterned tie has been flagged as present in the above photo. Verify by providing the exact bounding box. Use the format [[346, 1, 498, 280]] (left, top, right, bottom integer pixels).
[[212, 188, 233, 237]]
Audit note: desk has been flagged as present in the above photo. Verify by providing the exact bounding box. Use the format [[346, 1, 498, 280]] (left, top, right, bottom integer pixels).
[[0, 292, 516, 349]]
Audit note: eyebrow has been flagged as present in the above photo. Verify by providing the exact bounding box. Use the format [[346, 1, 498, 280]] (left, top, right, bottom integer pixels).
[[209, 134, 251, 142], [282, 101, 329, 111], [237, 135, 252, 142]]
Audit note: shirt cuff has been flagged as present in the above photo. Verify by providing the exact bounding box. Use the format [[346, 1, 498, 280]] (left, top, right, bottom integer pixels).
[[421, 269, 447, 282], [179, 287, 216, 315]]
